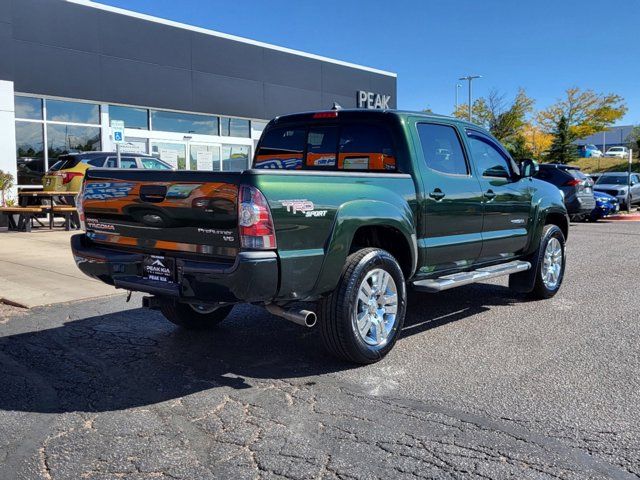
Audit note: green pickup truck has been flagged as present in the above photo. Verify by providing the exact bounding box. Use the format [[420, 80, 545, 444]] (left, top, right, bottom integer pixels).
[[71, 109, 568, 364]]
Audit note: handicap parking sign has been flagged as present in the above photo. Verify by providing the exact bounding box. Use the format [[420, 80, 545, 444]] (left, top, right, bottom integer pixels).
[[110, 120, 125, 144]]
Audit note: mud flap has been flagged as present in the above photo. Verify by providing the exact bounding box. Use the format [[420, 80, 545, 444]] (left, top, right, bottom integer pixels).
[[508, 252, 539, 293]]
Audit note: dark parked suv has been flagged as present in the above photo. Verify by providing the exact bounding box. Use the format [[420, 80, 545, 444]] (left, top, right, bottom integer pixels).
[[535, 164, 595, 220]]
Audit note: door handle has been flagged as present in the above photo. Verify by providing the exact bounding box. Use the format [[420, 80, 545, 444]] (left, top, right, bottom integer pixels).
[[429, 189, 445, 201], [484, 189, 496, 201]]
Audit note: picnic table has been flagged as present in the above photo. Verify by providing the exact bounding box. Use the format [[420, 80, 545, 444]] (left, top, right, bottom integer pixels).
[[18, 190, 79, 207], [0, 190, 82, 231]]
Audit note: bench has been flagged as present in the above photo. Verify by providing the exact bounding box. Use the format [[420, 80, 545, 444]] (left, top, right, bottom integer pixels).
[[0, 206, 46, 232], [51, 206, 80, 231]]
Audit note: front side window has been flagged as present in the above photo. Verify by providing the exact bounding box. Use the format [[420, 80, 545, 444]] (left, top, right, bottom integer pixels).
[[417, 123, 468, 175], [467, 134, 512, 179], [151, 110, 218, 135], [46, 99, 100, 124]]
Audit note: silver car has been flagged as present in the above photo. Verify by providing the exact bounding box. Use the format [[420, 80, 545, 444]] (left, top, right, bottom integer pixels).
[[593, 172, 640, 208]]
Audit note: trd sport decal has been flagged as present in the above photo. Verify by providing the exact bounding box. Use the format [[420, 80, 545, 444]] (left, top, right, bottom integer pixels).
[[279, 199, 327, 218]]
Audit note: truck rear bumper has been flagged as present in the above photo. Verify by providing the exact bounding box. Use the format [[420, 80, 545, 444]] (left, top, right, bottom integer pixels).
[[70, 234, 279, 304]]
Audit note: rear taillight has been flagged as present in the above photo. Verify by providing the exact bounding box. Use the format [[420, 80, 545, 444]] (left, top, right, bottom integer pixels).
[[564, 178, 581, 187], [76, 189, 85, 231], [59, 171, 84, 184], [238, 185, 276, 249]]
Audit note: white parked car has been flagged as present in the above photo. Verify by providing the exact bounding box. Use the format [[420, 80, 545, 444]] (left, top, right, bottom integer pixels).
[[605, 146, 629, 158]]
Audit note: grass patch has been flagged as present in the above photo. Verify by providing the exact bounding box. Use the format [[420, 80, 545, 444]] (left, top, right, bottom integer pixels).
[[567, 156, 640, 174]]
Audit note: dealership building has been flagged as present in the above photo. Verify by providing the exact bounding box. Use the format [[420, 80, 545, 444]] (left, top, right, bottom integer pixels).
[[0, 0, 396, 190]]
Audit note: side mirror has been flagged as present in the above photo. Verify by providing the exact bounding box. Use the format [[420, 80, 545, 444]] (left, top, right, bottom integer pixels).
[[520, 158, 539, 178]]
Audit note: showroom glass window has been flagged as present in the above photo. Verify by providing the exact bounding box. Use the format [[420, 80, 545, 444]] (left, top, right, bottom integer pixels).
[[109, 105, 149, 130], [220, 117, 251, 138], [222, 145, 250, 171], [150, 110, 218, 135], [14, 95, 101, 186]]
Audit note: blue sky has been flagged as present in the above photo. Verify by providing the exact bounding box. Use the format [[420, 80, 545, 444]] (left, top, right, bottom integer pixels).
[[103, 0, 639, 125]]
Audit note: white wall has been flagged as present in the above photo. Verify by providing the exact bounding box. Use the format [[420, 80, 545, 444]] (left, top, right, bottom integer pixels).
[[0, 81, 17, 203]]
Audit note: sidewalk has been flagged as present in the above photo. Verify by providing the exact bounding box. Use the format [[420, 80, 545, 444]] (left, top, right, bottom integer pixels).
[[0, 230, 120, 308]]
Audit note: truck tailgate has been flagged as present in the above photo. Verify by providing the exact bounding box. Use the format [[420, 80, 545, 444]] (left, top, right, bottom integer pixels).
[[81, 169, 241, 258]]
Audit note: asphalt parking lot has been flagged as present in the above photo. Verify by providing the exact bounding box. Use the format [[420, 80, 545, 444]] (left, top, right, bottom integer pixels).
[[0, 221, 638, 479]]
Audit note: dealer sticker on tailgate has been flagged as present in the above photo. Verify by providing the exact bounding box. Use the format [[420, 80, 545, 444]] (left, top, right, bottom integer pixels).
[[143, 255, 175, 283]]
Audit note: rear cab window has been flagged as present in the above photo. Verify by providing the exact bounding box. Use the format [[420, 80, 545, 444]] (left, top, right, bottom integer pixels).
[[254, 121, 397, 172]]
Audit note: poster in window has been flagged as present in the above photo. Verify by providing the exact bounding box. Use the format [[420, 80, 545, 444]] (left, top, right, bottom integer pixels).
[[196, 151, 214, 170]]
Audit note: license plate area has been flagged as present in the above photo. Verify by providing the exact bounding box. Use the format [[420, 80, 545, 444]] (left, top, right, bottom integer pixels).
[[142, 255, 175, 283]]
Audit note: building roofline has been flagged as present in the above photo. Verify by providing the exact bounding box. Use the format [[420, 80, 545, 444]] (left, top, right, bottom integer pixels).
[[65, 0, 398, 78]]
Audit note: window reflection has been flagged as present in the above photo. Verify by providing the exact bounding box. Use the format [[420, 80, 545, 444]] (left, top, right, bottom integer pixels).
[[15, 121, 45, 185], [110, 105, 149, 130], [46, 99, 100, 124], [151, 110, 218, 135], [220, 117, 250, 138], [46, 124, 101, 160], [15, 96, 42, 120], [222, 145, 250, 171], [190, 144, 221, 171], [151, 142, 186, 170]]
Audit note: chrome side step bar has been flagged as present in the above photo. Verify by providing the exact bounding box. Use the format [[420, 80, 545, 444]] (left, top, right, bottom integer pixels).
[[412, 260, 531, 293]]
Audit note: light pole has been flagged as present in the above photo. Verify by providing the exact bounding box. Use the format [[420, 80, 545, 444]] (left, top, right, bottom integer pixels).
[[455, 83, 461, 112], [459, 75, 482, 122]]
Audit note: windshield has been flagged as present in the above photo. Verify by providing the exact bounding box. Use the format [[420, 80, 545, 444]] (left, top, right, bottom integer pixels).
[[596, 175, 628, 185], [608, 147, 624, 152]]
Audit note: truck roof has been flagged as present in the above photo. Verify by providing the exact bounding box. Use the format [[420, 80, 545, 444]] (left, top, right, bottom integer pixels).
[[271, 108, 483, 131]]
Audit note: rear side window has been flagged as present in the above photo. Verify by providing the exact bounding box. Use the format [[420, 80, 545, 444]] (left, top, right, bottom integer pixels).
[[141, 158, 171, 169], [120, 157, 138, 169], [338, 124, 396, 171], [417, 123, 468, 175], [85, 158, 105, 167], [255, 127, 306, 169], [49, 155, 82, 171], [254, 123, 397, 171]]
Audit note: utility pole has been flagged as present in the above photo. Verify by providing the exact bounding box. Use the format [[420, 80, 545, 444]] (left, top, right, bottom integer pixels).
[[628, 149, 633, 213], [455, 83, 461, 112], [459, 75, 482, 122]]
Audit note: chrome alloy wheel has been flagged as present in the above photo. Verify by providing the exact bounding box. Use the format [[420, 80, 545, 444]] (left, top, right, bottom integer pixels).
[[354, 269, 398, 347], [189, 304, 220, 314], [541, 237, 563, 289]]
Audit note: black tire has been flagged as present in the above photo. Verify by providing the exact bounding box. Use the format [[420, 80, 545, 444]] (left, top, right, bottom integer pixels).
[[529, 225, 566, 300], [160, 302, 234, 330], [317, 248, 406, 364]]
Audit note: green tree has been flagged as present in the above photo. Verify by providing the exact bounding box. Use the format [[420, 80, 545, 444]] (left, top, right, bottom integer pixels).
[[627, 125, 640, 154], [547, 116, 577, 163], [0, 170, 14, 207], [453, 88, 534, 157], [538, 87, 627, 139]]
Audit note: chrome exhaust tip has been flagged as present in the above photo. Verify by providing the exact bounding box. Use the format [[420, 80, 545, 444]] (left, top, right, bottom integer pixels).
[[266, 305, 317, 328]]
